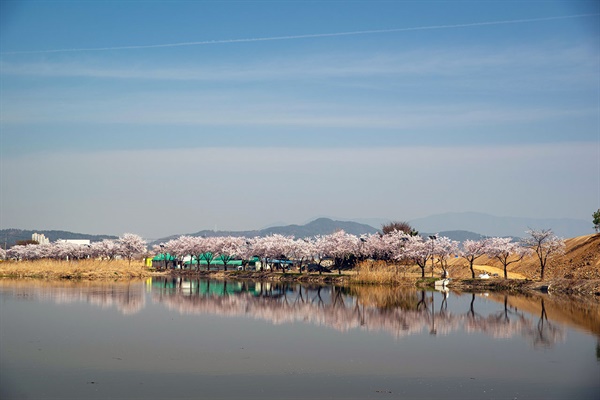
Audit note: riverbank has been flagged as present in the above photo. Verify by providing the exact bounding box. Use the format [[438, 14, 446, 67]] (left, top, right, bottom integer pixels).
[[447, 277, 600, 296], [170, 269, 600, 297], [0, 259, 156, 280], [1, 260, 598, 297]]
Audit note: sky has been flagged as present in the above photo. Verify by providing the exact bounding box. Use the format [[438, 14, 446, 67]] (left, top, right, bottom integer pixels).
[[0, 1, 598, 239]]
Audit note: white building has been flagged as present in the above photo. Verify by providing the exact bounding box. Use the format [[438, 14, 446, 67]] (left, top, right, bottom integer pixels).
[[32, 233, 50, 245]]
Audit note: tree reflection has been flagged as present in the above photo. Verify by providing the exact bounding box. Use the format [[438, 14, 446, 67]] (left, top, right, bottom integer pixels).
[[1, 279, 586, 349], [533, 298, 562, 348], [149, 278, 571, 348], [0, 280, 146, 315]]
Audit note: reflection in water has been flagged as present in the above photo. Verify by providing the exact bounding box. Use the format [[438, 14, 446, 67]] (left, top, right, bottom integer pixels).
[[0, 279, 146, 315], [151, 277, 569, 347], [2, 278, 598, 400], [2, 277, 598, 349]]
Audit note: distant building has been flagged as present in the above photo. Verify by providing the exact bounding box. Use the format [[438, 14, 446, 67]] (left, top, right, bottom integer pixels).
[[31, 233, 50, 245], [57, 239, 91, 246]]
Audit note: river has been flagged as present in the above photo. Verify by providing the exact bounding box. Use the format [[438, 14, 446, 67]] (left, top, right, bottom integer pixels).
[[1, 277, 598, 399]]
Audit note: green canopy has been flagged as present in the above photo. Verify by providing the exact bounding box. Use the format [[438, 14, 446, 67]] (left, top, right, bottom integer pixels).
[[184, 258, 243, 266], [152, 253, 176, 261]]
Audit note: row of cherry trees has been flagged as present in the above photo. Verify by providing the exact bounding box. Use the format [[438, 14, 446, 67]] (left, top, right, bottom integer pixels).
[[153, 228, 565, 279], [2, 233, 147, 265], [1, 229, 565, 279]]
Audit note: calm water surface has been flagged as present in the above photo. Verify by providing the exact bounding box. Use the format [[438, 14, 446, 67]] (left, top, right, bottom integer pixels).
[[1, 278, 598, 399]]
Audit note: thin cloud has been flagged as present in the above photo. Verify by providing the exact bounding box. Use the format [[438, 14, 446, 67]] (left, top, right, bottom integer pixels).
[[1, 13, 597, 55], [1, 45, 595, 85]]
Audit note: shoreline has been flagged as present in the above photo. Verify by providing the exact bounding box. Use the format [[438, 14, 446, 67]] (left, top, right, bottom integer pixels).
[[161, 270, 600, 297], [1, 264, 598, 297]]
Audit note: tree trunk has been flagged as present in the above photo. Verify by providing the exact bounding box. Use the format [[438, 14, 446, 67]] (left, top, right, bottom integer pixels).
[[540, 264, 545, 280]]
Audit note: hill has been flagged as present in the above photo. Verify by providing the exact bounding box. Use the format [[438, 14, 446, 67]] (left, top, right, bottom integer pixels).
[[0, 229, 118, 248], [513, 233, 600, 280], [152, 218, 380, 245], [445, 233, 600, 282]]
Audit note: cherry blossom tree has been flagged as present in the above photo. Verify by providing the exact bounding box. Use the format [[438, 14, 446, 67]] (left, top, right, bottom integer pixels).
[[354, 233, 388, 270], [0, 247, 5, 260], [6, 246, 21, 261], [486, 237, 531, 279], [252, 234, 295, 271], [236, 238, 256, 271], [318, 230, 359, 274], [289, 238, 315, 273], [214, 236, 245, 271], [402, 236, 431, 278], [377, 230, 412, 274], [163, 237, 187, 269], [91, 239, 120, 260], [192, 236, 220, 271], [118, 233, 147, 266], [433, 236, 460, 278], [53, 241, 84, 261], [382, 230, 412, 262], [7, 243, 32, 260], [521, 229, 565, 280], [460, 239, 490, 279]]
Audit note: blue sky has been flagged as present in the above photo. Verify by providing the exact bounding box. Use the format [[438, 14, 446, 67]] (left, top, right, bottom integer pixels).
[[1, 1, 598, 238]]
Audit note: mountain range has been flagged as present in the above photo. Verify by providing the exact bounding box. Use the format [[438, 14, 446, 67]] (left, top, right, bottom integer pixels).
[[2, 212, 590, 249], [151, 218, 380, 245]]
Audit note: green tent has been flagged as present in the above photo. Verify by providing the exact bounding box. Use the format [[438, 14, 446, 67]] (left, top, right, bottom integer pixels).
[[152, 253, 176, 261]]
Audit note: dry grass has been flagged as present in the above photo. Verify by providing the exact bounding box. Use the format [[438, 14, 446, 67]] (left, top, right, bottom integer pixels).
[[350, 261, 422, 285], [0, 259, 156, 280]]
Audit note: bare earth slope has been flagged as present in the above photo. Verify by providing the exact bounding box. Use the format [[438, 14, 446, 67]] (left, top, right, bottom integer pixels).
[[445, 233, 600, 281], [513, 233, 600, 280]]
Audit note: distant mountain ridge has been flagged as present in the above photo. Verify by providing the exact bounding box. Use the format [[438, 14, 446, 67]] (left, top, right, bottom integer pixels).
[[152, 219, 504, 246], [0, 229, 118, 248], [152, 218, 380, 245], [3, 212, 588, 249]]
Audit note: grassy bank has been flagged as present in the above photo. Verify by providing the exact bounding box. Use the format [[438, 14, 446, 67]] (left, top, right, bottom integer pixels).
[[0, 259, 157, 280]]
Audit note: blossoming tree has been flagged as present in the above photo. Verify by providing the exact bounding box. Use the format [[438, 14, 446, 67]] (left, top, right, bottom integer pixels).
[[521, 229, 565, 280], [460, 239, 490, 279], [486, 237, 531, 279]]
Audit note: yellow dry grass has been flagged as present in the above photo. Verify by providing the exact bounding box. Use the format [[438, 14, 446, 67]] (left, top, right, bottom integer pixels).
[[350, 261, 422, 285], [0, 259, 156, 280]]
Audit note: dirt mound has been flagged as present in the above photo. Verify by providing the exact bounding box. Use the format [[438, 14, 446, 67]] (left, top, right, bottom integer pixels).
[[513, 233, 600, 280], [443, 234, 600, 281]]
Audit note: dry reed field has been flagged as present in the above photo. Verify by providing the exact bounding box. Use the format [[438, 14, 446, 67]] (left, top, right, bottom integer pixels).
[[0, 259, 155, 280], [350, 260, 423, 285]]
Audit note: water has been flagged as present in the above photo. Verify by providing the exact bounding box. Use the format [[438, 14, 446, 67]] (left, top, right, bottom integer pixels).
[[1, 278, 598, 399]]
